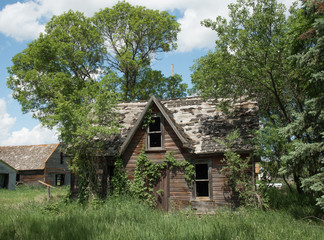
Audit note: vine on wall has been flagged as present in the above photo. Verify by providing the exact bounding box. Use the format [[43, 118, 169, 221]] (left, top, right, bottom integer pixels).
[[111, 148, 194, 207]]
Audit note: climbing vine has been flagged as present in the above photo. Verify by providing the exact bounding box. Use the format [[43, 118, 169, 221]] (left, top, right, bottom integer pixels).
[[130, 148, 195, 207], [111, 155, 130, 196], [163, 151, 195, 188], [141, 108, 154, 130], [130, 148, 164, 206]]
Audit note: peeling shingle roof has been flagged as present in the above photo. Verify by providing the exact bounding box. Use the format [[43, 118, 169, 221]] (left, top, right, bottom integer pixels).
[[105, 96, 259, 155], [0, 144, 59, 171]]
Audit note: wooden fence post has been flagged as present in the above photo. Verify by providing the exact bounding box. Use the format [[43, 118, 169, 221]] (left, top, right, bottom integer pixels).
[[38, 180, 56, 202]]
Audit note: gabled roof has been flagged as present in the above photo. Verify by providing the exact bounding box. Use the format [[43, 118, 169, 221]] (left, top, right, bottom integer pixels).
[[0, 159, 17, 172], [119, 96, 189, 155], [105, 96, 259, 156], [0, 144, 60, 171]]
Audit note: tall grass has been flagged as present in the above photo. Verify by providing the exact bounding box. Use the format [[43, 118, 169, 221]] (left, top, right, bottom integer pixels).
[[0, 186, 323, 240]]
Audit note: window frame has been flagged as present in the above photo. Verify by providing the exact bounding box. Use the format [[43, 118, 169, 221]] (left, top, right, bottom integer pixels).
[[194, 161, 212, 200], [146, 114, 164, 151]]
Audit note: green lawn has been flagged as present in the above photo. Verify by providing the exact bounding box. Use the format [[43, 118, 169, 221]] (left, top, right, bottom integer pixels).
[[0, 185, 323, 240]]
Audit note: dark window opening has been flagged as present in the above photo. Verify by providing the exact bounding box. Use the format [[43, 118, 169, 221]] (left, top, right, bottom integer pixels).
[[149, 117, 161, 131], [55, 174, 65, 186], [195, 163, 209, 197], [149, 133, 162, 147], [147, 116, 163, 149], [196, 164, 208, 179], [196, 181, 209, 196], [60, 152, 64, 164], [16, 174, 20, 182]]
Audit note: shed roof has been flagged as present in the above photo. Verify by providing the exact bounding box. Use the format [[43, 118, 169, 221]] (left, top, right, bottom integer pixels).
[[105, 96, 259, 156], [0, 144, 59, 171]]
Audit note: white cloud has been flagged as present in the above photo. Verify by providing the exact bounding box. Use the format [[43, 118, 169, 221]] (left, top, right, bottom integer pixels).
[[0, 1, 45, 41], [0, 99, 16, 142], [0, 0, 296, 49], [0, 99, 58, 146], [3, 124, 58, 146]]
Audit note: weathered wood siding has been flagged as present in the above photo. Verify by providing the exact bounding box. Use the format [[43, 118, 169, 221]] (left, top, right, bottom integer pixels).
[[44, 147, 70, 186], [19, 170, 44, 184], [121, 110, 237, 211]]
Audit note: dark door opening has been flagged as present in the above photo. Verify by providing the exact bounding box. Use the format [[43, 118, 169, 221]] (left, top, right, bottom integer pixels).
[[0, 174, 9, 189]]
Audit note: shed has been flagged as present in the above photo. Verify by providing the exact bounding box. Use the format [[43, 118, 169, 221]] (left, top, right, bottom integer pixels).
[[0, 143, 70, 186], [0, 159, 17, 190]]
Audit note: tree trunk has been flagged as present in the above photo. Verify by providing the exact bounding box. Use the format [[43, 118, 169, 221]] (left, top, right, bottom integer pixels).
[[293, 173, 303, 194]]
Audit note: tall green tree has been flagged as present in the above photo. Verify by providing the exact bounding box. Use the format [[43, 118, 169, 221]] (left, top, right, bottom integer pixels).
[[7, 10, 120, 199], [7, 2, 183, 198], [192, 0, 305, 123], [282, 0, 324, 209], [93, 1, 180, 101], [191, 0, 313, 193]]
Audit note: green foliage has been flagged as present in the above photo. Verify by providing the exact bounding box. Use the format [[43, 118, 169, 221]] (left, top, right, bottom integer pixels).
[[129, 149, 194, 207], [135, 68, 188, 100], [111, 155, 130, 196], [163, 151, 195, 188], [141, 108, 154, 130], [190, 0, 324, 207], [131, 148, 164, 207], [192, 0, 303, 123], [280, 0, 324, 209], [6, 1, 182, 200], [93, 1, 181, 101], [218, 130, 257, 207]]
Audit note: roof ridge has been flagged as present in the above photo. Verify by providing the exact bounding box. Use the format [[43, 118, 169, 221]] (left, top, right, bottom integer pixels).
[[0, 143, 59, 148]]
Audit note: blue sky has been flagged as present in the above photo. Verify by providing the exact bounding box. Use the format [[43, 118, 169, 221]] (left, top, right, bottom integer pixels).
[[0, 0, 294, 146]]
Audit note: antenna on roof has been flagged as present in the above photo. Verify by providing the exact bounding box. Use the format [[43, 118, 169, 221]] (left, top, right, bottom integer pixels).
[[171, 64, 175, 98]]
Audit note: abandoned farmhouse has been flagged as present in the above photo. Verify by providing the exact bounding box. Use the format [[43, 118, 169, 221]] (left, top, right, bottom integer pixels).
[[0, 143, 70, 189], [74, 96, 259, 211]]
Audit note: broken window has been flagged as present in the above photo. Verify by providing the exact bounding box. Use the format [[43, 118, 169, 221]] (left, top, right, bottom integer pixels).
[[55, 174, 65, 186], [60, 152, 64, 164], [147, 116, 164, 149], [195, 164, 209, 197]]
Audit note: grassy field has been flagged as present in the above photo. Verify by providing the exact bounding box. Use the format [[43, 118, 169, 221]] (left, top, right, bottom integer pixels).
[[0, 185, 323, 240]]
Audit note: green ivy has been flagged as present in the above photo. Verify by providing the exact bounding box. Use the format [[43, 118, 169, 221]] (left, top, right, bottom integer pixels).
[[217, 130, 262, 207], [141, 108, 154, 130], [111, 155, 130, 196], [164, 151, 195, 188], [130, 149, 194, 207], [130, 148, 164, 207]]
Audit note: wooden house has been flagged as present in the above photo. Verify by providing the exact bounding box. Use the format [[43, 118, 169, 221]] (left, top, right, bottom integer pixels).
[[0, 143, 70, 186], [0, 159, 17, 190], [95, 96, 259, 211]]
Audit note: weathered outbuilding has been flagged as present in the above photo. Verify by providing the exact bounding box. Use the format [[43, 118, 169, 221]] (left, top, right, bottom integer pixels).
[[97, 96, 259, 211], [0, 159, 17, 190], [0, 144, 70, 186]]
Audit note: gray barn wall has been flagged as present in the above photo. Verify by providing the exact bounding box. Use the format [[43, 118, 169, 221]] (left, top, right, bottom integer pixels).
[[44, 147, 71, 186], [0, 161, 16, 190]]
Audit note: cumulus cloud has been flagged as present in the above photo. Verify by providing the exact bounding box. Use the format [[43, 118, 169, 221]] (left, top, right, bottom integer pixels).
[[0, 99, 58, 146], [0, 0, 295, 50], [0, 99, 16, 142], [3, 124, 58, 146]]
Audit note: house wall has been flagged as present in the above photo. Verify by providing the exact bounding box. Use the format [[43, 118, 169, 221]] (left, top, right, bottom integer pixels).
[[0, 161, 16, 190], [44, 147, 70, 186], [122, 116, 241, 211]]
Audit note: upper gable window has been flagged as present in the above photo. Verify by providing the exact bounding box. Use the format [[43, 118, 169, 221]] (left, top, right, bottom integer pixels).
[[147, 115, 164, 149]]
